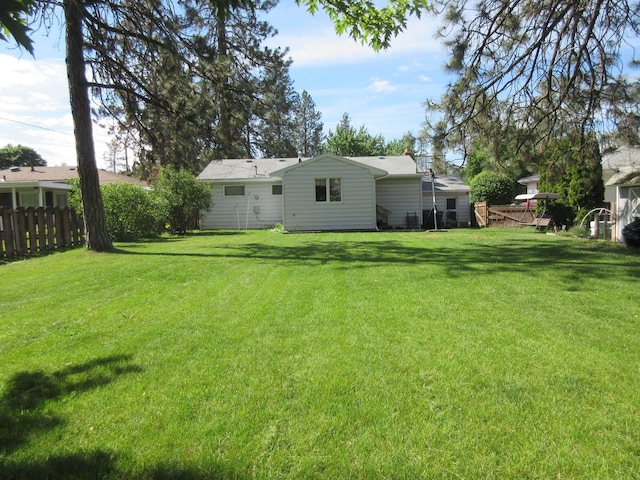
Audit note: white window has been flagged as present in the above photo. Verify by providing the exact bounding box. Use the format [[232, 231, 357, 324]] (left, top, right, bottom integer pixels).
[[19, 192, 38, 207], [224, 185, 245, 196], [272, 184, 283, 195], [315, 178, 341, 202]]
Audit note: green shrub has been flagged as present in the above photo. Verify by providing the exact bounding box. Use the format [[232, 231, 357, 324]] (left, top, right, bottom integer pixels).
[[101, 182, 166, 241], [153, 168, 212, 234], [469, 171, 515, 204]]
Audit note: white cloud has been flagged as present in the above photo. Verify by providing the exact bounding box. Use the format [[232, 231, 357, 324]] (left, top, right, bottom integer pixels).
[[419, 75, 432, 82], [0, 53, 111, 167], [270, 12, 443, 67], [369, 79, 397, 93]]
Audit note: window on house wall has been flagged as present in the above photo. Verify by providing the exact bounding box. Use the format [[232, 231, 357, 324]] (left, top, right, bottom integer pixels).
[[224, 185, 245, 196], [0, 192, 12, 208], [19, 192, 38, 207], [272, 184, 283, 195], [57, 194, 69, 207], [446, 198, 456, 210], [316, 178, 341, 202], [45, 191, 54, 207]]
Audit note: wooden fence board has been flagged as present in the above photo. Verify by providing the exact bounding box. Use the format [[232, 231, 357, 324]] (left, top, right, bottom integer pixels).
[[473, 202, 536, 228], [0, 207, 84, 259]]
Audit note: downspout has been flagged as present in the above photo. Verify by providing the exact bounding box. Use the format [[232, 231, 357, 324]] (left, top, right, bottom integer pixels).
[[245, 192, 251, 230]]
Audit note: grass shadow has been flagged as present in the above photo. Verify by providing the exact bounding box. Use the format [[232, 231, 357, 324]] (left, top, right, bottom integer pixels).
[[0, 354, 142, 455], [108, 230, 640, 286]]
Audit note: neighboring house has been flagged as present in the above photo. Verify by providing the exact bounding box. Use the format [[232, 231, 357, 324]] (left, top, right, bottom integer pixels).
[[422, 175, 471, 228], [601, 146, 640, 206], [0, 165, 148, 209], [517, 174, 539, 196], [197, 153, 424, 231], [606, 166, 640, 242], [601, 146, 640, 242]]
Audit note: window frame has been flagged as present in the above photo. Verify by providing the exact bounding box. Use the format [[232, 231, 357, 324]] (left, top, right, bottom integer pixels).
[[315, 177, 342, 203], [271, 184, 283, 196], [223, 185, 245, 197], [446, 198, 456, 210]]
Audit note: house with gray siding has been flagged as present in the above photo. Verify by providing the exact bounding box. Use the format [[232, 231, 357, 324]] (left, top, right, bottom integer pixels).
[[197, 153, 423, 231]]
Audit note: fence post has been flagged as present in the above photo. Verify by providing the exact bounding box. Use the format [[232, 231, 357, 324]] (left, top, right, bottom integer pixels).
[[14, 207, 27, 255], [27, 207, 37, 253], [37, 207, 47, 250], [1, 208, 15, 256], [45, 207, 55, 249], [54, 207, 64, 248]]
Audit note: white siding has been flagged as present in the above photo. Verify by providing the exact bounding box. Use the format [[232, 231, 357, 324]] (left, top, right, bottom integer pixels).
[[615, 185, 640, 242], [423, 192, 471, 227], [375, 178, 423, 228], [200, 181, 283, 229], [282, 158, 377, 231]]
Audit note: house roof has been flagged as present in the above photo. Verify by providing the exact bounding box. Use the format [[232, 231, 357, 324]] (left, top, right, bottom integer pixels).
[[197, 158, 300, 181], [605, 165, 640, 186], [197, 154, 420, 181], [0, 166, 149, 186], [601, 146, 640, 172], [270, 153, 393, 178], [517, 174, 539, 185], [422, 175, 471, 193]]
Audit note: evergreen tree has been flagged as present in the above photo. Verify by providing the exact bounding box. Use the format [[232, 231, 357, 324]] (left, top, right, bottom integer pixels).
[[292, 90, 324, 157], [538, 133, 604, 225], [429, 0, 640, 149]]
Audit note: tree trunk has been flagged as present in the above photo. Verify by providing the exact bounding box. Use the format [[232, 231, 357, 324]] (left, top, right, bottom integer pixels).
[[63, 0, 113, 251]]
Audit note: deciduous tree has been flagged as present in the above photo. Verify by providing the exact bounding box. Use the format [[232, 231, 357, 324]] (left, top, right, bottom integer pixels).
[[0, 144, 46, 169]]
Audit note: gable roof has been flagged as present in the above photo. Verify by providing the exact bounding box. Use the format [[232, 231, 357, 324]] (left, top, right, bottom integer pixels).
[[198, 154, 420, 181], [270, 153, 390, 178], [0, 166, 148, 186], [422, 175, 471, 193], [517, 174, 539, 185], [197, 157, 300, 181], [601, 146, 640, 172]]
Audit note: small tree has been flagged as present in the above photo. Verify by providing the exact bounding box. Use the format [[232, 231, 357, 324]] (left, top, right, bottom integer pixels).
[[324, 113, 386, 157], [154, 168, 212, 234], [469, 171, 514, 205]]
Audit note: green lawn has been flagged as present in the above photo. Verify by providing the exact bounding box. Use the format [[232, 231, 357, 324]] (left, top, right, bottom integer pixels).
[[1, 228, 639, 479]]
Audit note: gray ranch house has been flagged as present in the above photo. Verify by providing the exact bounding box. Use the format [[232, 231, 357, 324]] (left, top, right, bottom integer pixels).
[[197, 153, 425, 231]]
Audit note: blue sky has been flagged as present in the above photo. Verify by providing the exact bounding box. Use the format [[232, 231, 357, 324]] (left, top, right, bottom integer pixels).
[[0, 3, 451, 167]]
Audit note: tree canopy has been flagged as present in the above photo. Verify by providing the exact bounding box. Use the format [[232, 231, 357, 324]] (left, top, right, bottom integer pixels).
[[0, 144, 46, 169], [425, 0, 640, 154], [0, 0, 34, 54]]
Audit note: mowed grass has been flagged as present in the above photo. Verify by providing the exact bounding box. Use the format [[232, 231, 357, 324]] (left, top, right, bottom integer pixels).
[[1, 228, 639, 479]]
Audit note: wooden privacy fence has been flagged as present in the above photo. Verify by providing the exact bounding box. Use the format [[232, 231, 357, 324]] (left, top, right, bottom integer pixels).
[[474, 201, 536, 228], [0, 206, 84, 259]]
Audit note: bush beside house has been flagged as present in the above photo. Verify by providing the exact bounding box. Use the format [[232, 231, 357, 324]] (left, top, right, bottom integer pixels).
[[69, 168, 212, 241]]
